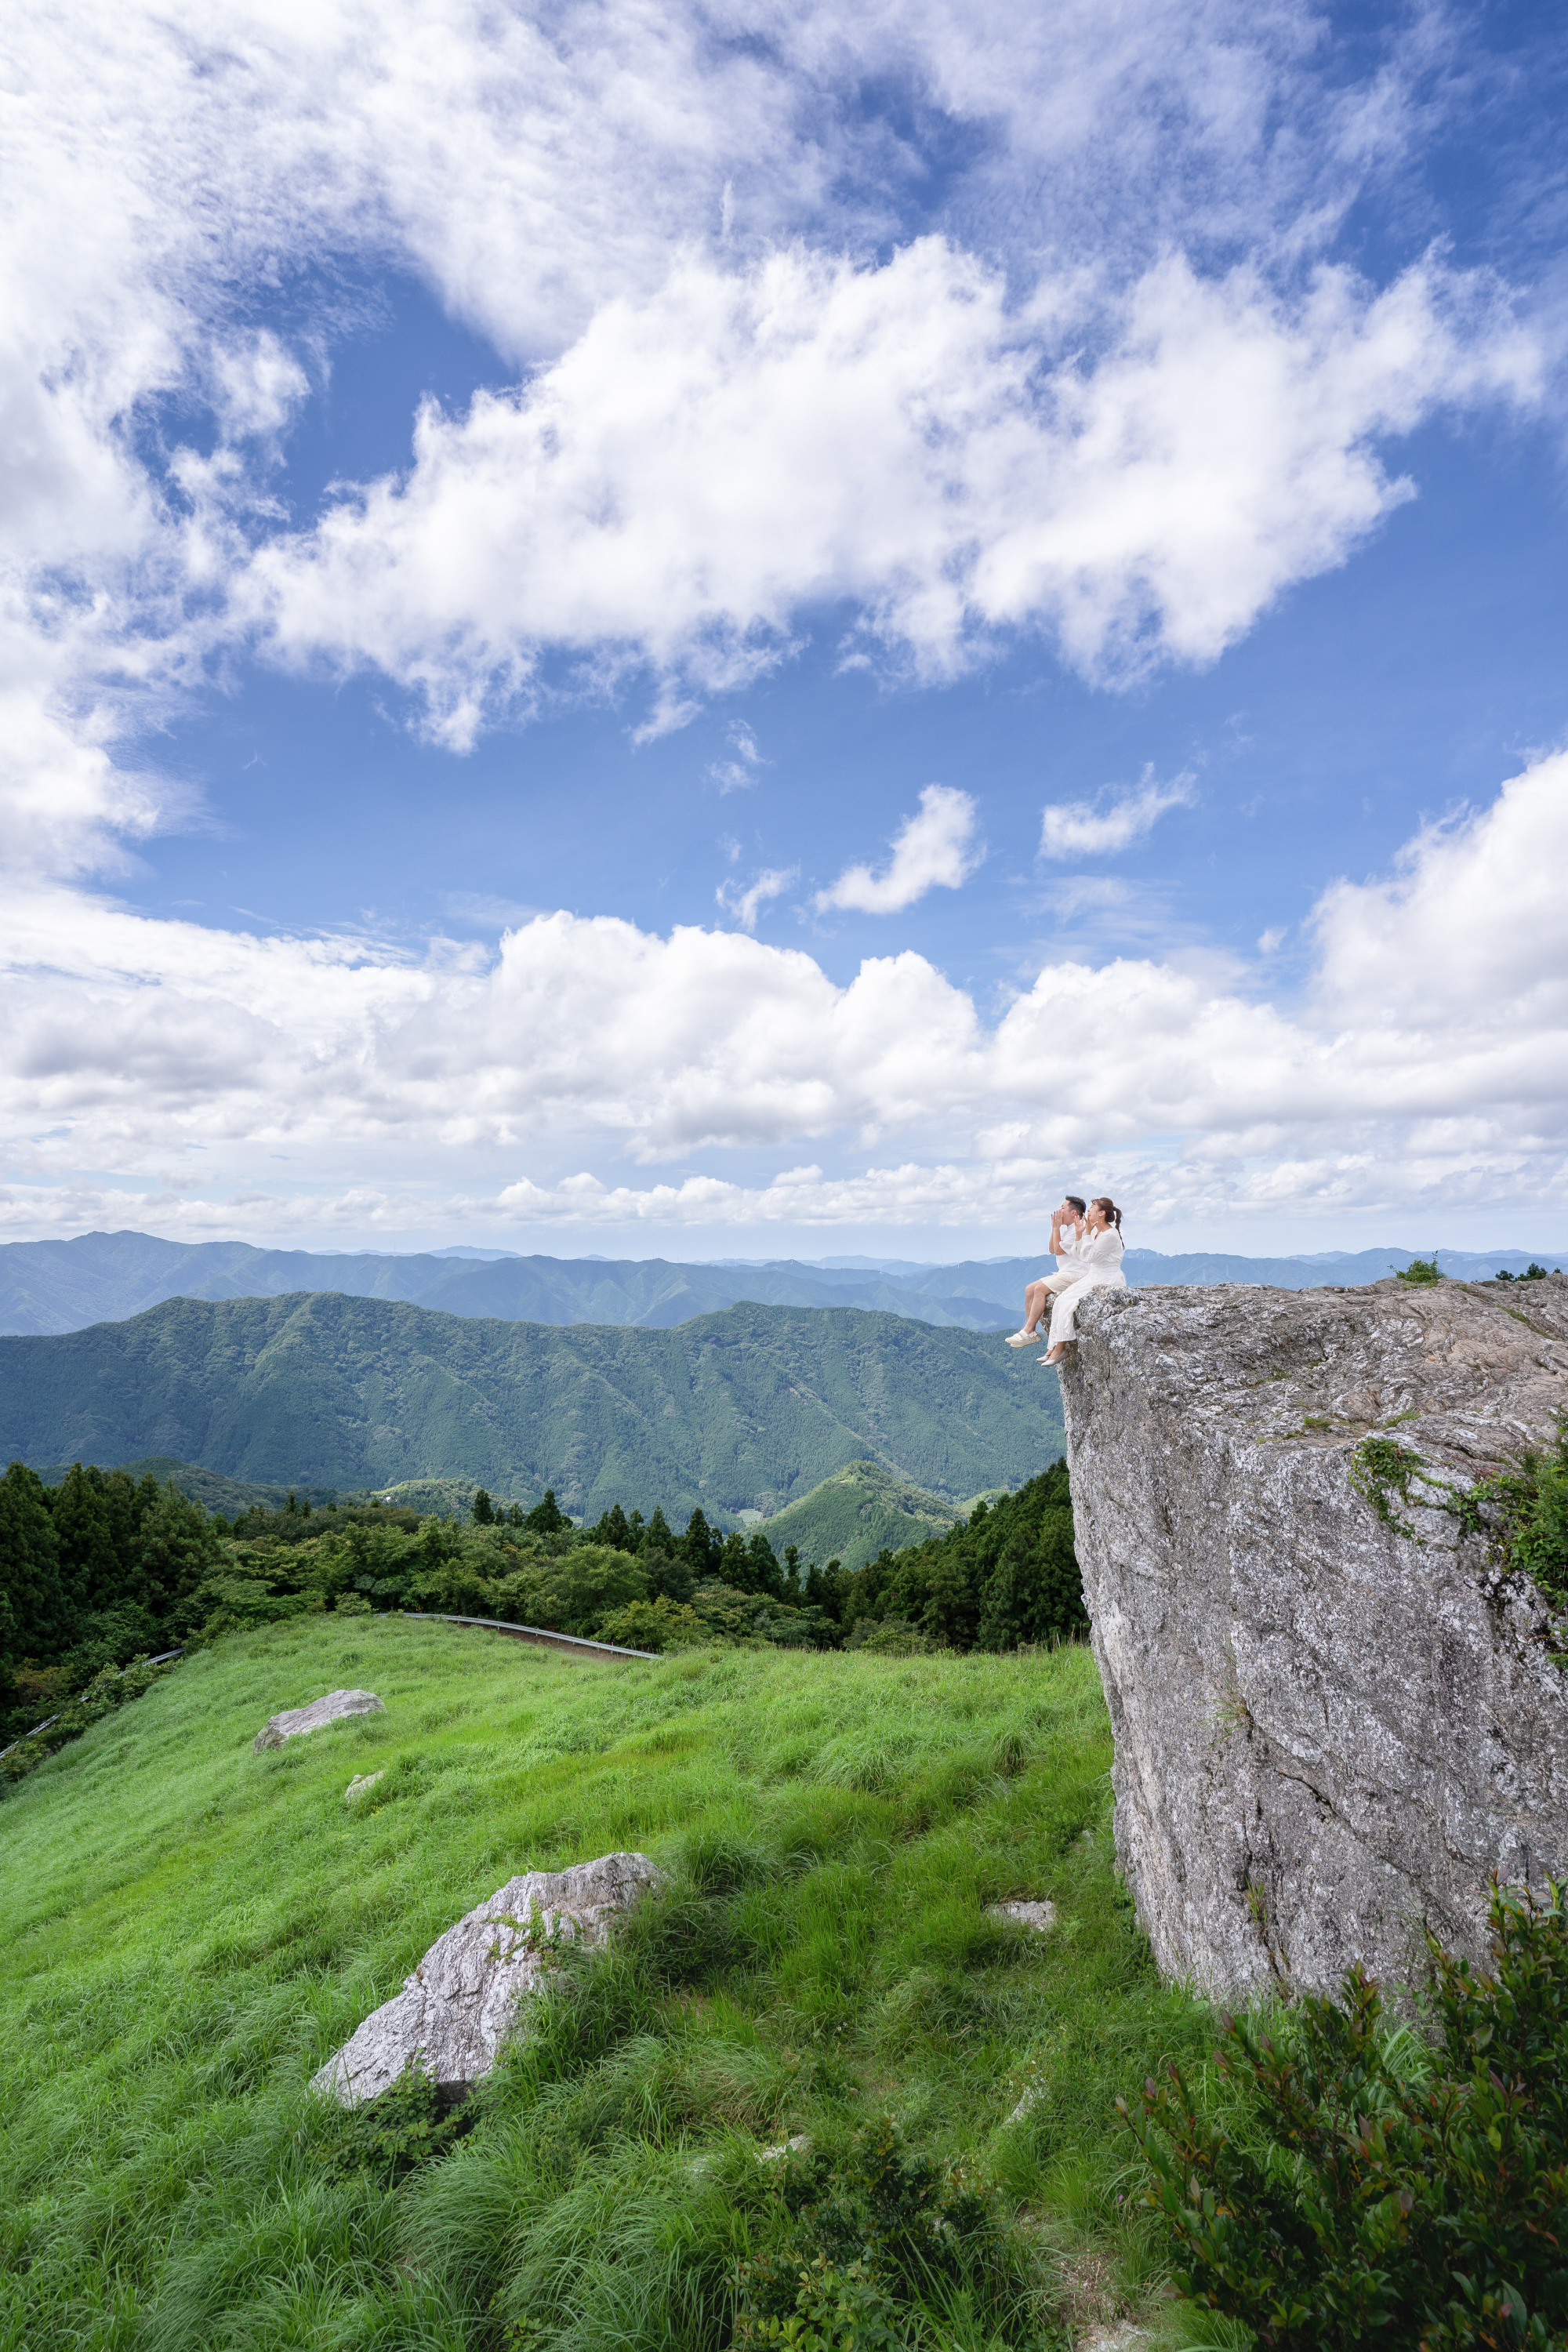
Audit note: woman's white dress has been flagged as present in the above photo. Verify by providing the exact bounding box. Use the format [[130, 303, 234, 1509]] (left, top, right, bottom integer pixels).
[[1047, 1226, 1126, 1345]]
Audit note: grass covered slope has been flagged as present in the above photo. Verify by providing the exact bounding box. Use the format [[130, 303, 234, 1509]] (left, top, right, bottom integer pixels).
[[0, 1294, 1064, 1519], [756, 1461, 966, 1573], [1, 1615, 1207, 2351]]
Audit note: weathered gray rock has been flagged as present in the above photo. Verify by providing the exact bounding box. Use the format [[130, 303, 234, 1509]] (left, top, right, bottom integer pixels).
[[1060, 1273, 1568, 1998], [344, 1772, 384, 1804], [985, 1899, 1056, 1934], [312, 1851, 662, 2105], [253, 1688, 386, 1751]]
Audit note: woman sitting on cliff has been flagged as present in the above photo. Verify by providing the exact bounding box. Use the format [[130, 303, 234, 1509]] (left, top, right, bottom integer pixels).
[[1039, 1196, 1125, 1367]]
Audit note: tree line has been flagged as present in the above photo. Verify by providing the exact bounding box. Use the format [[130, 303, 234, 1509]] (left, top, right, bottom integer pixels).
[[2, 1456, 1084, 1741]]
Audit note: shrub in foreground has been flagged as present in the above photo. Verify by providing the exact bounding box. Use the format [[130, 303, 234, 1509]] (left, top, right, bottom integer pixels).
[[735, 2120, 1033, 2347], [1122, 1878, 1568, 2350]]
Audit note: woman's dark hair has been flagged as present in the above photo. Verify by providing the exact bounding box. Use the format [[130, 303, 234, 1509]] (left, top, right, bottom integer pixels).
[[1091, 1195, 1123, 1232], [1065, 1194, 1087, 1214]]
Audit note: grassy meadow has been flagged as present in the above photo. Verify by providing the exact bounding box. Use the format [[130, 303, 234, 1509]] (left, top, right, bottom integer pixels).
[[0, 1616, 1222, 2351]]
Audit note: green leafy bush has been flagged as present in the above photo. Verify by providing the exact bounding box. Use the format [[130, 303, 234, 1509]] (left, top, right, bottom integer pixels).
[[594, 1594, 706, 1650], [1396, 1254, 1444, 1286], [1492, 1425, 1568, 1617], [735, 2120, 1030, 2346], [2, 1653, 179, 1788], [311, 2061, 472, 2186], [1121, 1878, 1568, 2350]]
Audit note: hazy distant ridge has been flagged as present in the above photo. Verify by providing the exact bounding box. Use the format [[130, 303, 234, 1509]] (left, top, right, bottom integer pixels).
[[0, 1230, 1556, 1338]]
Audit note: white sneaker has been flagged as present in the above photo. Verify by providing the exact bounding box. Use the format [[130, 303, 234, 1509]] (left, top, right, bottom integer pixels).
[[1004, 1329, 1036, 1347]]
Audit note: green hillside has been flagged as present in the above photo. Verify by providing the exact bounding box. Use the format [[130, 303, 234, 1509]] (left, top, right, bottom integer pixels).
[[756, 1459, 966, 1572], [34, 1454, 341, 1518], [0, 1294, 1065, 1523], [0, 1612, 1207, 2349]]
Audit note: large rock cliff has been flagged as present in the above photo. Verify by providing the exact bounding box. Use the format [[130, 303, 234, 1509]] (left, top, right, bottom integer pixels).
[[1059, 1273, 1568, 1999]]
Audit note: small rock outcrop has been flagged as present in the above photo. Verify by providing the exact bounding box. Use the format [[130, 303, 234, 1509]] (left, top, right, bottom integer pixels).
[[1060, 1274, 1568, 1998], [312, 1851, 662, 2105], [986, 1899, 1056, 1934], [252, 1689, 386, 1751]]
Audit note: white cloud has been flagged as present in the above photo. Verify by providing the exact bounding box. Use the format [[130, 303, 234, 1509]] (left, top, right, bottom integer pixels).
[[240, 247, 1541, 743], [0, 0, 1545, 837], [709, 722, 766, 793], [1041, 765, 1197, 857], [0, 755, 1564, 1237], [717, 866, 798, 931], [815, 785, 982, 915], [0, 0, 1560, 1253]]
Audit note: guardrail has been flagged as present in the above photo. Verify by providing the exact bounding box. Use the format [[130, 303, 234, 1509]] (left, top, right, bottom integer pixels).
[[401, 1611, 659, 1662], [0, 1647, 185, 1762]]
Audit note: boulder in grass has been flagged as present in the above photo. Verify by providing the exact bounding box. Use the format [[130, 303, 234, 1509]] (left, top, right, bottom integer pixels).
[[252, 1688, 386, 1751], [311, 1851, 662, 2107], [986, 1899, 1056, 1935]]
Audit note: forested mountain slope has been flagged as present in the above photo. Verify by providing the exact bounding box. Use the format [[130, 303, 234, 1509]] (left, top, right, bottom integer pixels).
[[0, 1296, 1062, 1522]]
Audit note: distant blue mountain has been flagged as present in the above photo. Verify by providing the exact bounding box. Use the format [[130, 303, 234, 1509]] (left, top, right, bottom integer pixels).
[[0, 1229, 1557, 1338]]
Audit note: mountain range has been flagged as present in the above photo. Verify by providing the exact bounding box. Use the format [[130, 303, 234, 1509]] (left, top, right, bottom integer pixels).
[[0, 1229, 1559, 1337], [0, 1293, 1064, 1524]]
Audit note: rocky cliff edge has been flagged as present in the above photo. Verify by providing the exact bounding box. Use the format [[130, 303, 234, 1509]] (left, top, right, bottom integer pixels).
[[1060, 1272, 1568, 1998]]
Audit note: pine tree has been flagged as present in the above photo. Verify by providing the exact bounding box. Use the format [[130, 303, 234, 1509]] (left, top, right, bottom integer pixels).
[[136, 1483, 223, 1623], [746, 1531, 783, 1597], [470, 1489, 495, 1525], [50, 1463, 125, 1617], [524, 1488, 567, 1534], [0, 1461, 74, 1661], [680, 1508, 720, 1577]]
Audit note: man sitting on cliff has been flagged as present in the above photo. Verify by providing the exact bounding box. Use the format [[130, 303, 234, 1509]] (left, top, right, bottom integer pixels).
[[1005, 1195, 1087, 1348]]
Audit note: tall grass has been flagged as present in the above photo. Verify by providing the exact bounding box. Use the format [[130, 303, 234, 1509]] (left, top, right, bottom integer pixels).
[[0, 1617, 1216, 2349]]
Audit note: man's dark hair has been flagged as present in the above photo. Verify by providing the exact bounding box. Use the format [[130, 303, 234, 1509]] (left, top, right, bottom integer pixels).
[[1065, 1195, 1087, 1214]]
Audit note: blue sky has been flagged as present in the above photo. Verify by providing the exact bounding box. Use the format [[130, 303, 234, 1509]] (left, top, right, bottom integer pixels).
[[2, 0, 1566, 1259]]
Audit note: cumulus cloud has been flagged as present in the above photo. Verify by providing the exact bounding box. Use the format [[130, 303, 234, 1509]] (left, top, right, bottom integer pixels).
[[0, 1, 1561, 1249], [0, 756, 1564, 1236], [241, 247, 1541, 742], [0, 0, 1547, 839], [1041, 766, 1197, 857], [815, 785, 982, 915]]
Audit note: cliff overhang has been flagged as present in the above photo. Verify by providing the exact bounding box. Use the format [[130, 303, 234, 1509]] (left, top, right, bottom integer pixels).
[[1060, 1272, 1568, 1998]]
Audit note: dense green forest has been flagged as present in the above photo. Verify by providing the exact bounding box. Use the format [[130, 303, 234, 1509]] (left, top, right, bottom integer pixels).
[[0, 1452, 1083, 1753], [0, 1292, 1062, 1515]]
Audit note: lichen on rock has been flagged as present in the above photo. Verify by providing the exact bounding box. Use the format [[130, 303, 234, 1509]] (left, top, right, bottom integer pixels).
[[312, 1851, 662, 2106], [1059, 1272, 1568, 1998]]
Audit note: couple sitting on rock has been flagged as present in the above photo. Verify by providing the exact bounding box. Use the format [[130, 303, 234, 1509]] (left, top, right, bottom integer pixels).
[[1005, 1194, 1126, 1367]]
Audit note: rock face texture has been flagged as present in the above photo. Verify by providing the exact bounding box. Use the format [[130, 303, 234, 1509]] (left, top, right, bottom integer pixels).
[[312, 1851, 662, 2105], [1060, 1274, 1568, 1999], [253, 1689, 386, 1751]]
